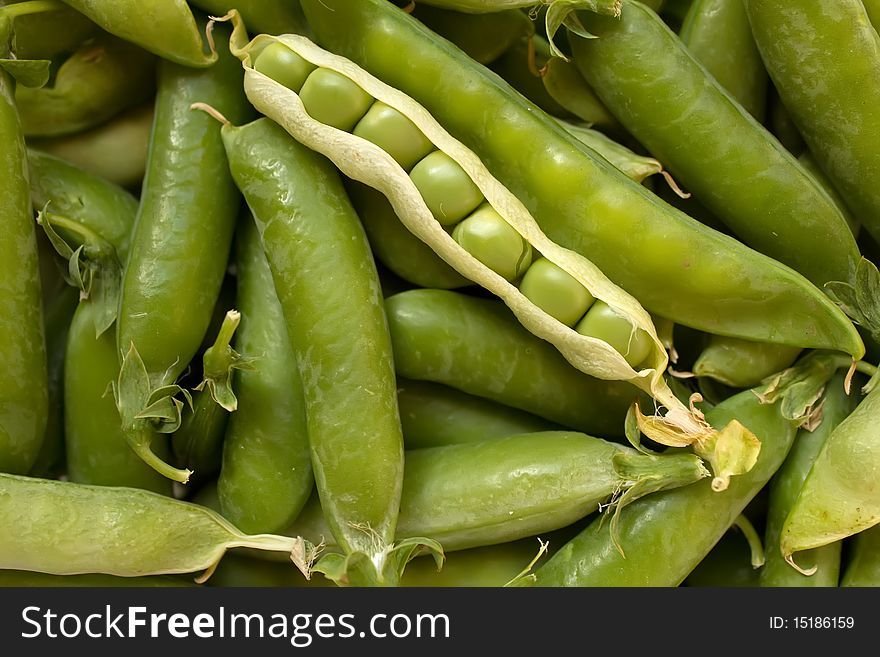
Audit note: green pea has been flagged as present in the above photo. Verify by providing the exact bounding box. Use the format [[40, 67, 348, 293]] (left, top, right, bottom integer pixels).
[[519, 257, 595, 326], [352, 101, 435, 171], [575, 300, 652, 367], [298, 68, 374, 131], [253, 41, 315, 93], [409, 151, 484, 225], [452, 204, 532, 281]]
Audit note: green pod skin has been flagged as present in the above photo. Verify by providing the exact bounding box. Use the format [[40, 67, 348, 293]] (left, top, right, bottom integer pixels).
[[15, 33, 156, 138], [170, 388, 229, 485], [841, 525, 880, 587], [489, 36, 570, 118], [400, 539, 545, 587], [529, 390, 797, 586], [780, 385, 880, 561], [385, 289, 641, 438], [0, 60, 48, 475], [28, 102, 153, 190], [58, 0, 217, 68], [222, 118, 403, 564], [347, 180, 470, 290], [28, 285, 78, 478], [799, 151, 859, 238], [27, 148, 139, 259], [412, 5, 533, 65], [65, 301, 172, 494], [570, 2, 860, 291], [1, 0, 97, 59], [760, 374, 856, 587], [207, 553, 320, 587], [744, 0, 880, 244], [0, 473, 300, 576], [397, 378, 560, 450], [217, 217, 313, 536], [679, 0, 767, 121], [300, 0, 863, 357], [0, 570, 194, 587], [684, 530, 761, 587], [865, 0, 880, 28], [692, 335, 801, 389], [117, 23, 251, 387], [767, 86, 805, 158], [188, 0, 308, 36]]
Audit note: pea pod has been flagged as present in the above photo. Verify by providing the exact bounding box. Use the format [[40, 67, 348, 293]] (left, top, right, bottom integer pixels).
[[397, 378, 560, 449], [217, 217, 313, 535], [188, 0, 308, 36], [0, 23, 48, 475], [759, 373, 857, 587], [1, 0, 96, 60], [865, 0, 880, 28], [679, 0, 766, 120], [527, 389, 797, 586], [489, 35, 571, 119], [115, 20, 252, 484], [28, 102, 153, 190], [299, 0, 863, 360], [221, 116, 436, 587], [224, 16, 753, 470], [0, 571, 194, 587], [57, 0, 217, 67], [744, 0, 880, 245], [15, 32, 155, 137], [798, 151, 859, 237], [780, 385, 880, 571], [841, 525, 880, 587], [0, 473, 307, 578], [569, 1, 859, 291], [684, 530, 761, 587], [693, 336, 801, 389], [386, 288, 640, 438]]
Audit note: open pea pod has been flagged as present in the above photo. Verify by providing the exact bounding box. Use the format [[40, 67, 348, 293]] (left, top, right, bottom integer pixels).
[[220, 11, 756, 488]]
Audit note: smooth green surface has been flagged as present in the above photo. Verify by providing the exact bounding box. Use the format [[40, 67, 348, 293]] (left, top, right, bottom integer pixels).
[[530, 390, 797, 586], [348, 181, 470, 290], [452, 204, 532, 281], [300, 0, 863, 356], [684, 530, 761, 587], [218, 217, 313, 535], [0, 65, 48, 475], [189, 0, 308, 36], [409, 150, 484, 226], [298, 68, 373, 132], [353, 101, 434, 172], [760, 374, 854, 587], [575, 300, 651, 368], [693, 335, 801, 388], [519, 257, 594, 327], [571, 1, 859, 290], [223, 117, 403, 559], [680, 0, 767, 120], [384, 289, 641, 438], [841, 525, 880, 587], [253, 42, 314, 93]]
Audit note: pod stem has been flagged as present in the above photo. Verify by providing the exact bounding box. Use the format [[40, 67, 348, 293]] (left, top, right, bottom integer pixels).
[[128, 430, 193, 484], [732, 514, 765, 569], [190, 101, 230, 126]]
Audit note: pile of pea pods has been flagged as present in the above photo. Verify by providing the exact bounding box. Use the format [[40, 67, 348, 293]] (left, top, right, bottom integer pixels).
[[2, 0, 880, 589]]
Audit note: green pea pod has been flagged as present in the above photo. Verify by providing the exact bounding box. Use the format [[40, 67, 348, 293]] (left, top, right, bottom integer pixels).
[[693, 335, 801, 389], [799, 151, 859, 237], [864, 0, 880, 28], [28, 102, 153, 190], [569, 1, 859, 291], [27, 148, 138, 260], [2, 0, 97, 60], [841, 525, 880, 587], [347, 181, 470, 290], [780, 385, 880, 571], [767, 85, 805, 158], [760, 373, 857, 587], [64, 300, 172, 494], [207, 554, 321, 588], [744, 0, 880, 246], [679, 0, 767, 121], [58, 0, 217, 67], [684, 530, 761, 587], [225, 18, 752, 469], [0, 40, 48, 475], [115, 20, 252, 484], [221, 116, 437, 587], [217, 217, 312, 536], [489, 35, 570, 118], [412, 4, 533, 65], [386, 289, 640, 438], [15, 32, 156, 137], [27, 284, 77, 478], [188, 0, 308, 36], [291, 431, 707, 553], [397, 378, 560, 449], [0, 570, 194, 587], [527, 389, 797, 586], [0, 473, 308, 579], [299, 0, 863, 360]]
